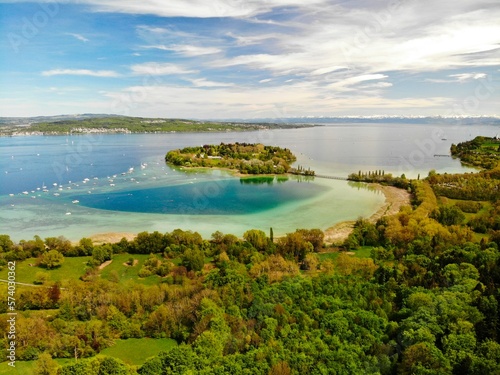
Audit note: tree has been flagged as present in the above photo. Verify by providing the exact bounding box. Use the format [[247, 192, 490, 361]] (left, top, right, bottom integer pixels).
[[182, 248, 205, 271], [243, 229, 268, 251], [399, 343, 452, 375], [33, 352, 59, 375], [91, 244, 113, 264], [0, 234, 14, 253], [269, 361, 292, 375], [277, 232, 313, 261], [39, 250, 64, 269], [48, 283, 61, 305]]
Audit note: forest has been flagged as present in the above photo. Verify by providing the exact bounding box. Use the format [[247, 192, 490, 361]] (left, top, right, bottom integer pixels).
[[165, 143, 303, 175], [0, 136, 500, 374], [451, 136, 500, 170]]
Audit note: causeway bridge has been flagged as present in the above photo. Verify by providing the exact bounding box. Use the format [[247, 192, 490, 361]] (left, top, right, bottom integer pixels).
[[313, 174, 349, 181]]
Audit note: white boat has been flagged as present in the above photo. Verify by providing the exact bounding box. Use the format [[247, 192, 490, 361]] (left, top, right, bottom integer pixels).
[[72, 200, 79, 204], [22, 191, 28, 195], [53, 193, 60, 196], [53, 183, 58, 186], [65, 212, 71, 215], [9, 194, 14, 197]]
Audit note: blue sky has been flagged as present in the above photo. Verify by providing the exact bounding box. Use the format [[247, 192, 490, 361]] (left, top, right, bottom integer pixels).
[[0, 0, 499, 119]]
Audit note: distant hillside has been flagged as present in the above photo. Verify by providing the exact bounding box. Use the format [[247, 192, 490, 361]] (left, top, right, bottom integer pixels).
[[0, 115, 313, 136]]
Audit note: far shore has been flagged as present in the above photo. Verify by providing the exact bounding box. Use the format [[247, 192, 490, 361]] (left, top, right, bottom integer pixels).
[[86, 183, 411, 246]]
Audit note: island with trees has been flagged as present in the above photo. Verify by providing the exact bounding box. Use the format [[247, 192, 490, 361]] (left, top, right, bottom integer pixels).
[[166, 142, 315, 176], [1, 136, 500, 374]]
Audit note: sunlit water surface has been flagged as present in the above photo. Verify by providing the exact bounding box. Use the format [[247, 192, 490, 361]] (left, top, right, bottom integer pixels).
[[0, 122, 497, 241]]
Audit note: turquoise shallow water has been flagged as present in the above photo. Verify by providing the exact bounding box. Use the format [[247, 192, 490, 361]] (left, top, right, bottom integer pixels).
[[1, 123, 498, 241], [69, 177, 327, 215]]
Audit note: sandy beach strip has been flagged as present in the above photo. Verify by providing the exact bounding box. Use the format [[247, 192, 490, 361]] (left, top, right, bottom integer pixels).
[[324, 184, 411, 244]]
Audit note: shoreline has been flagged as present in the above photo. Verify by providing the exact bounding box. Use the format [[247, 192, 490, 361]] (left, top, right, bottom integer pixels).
[[324, 184, 411, 244], [86, 183, 411, 246]]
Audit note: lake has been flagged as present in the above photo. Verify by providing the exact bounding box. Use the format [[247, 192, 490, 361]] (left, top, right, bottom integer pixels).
[[0, 122, 497, 241]]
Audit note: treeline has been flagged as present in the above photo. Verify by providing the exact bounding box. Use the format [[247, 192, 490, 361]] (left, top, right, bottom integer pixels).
[[427, 168, 500, 201], [348, 170, 411, 189], [166, 143, 300, 175], [451, 136, 500, 170]]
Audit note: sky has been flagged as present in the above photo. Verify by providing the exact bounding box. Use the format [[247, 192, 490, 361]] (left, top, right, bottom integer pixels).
[[0, 0, 499, 119]]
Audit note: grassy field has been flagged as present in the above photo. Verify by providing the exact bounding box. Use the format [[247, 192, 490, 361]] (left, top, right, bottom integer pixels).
[[100, 338, 177, 365], [99, 253, 158, 285], [0, 256, 91, 284], [0, 358, 74, 375], [0, 338, 177, 373], [318, 246, 374, 262]]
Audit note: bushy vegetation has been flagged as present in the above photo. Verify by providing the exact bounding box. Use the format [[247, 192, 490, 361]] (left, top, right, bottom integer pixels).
[[451, 136, 500, 170], [166, 142, 300, 175], [427, 169, 500, 201], [348, 170, 411, 189]]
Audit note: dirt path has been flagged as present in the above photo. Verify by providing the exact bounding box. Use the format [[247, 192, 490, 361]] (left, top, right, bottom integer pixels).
[[324, 184, 411, 244], [98, 260, 113, 270]]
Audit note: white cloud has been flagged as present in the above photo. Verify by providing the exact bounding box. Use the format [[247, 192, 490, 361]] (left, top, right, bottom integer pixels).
[[41, 69, 119, 77], [66, 33, 89, 43], [188, 78, 234, 87], [53, 0, 329, 19], [310, 66, 348, 76], [328, 74, 388, 91], [259, 79, 272, 83], [143, 44, 221, 56], [130, 62, 198, 75], [426, 72, 487, 83], [449, 73, 487, 82]]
